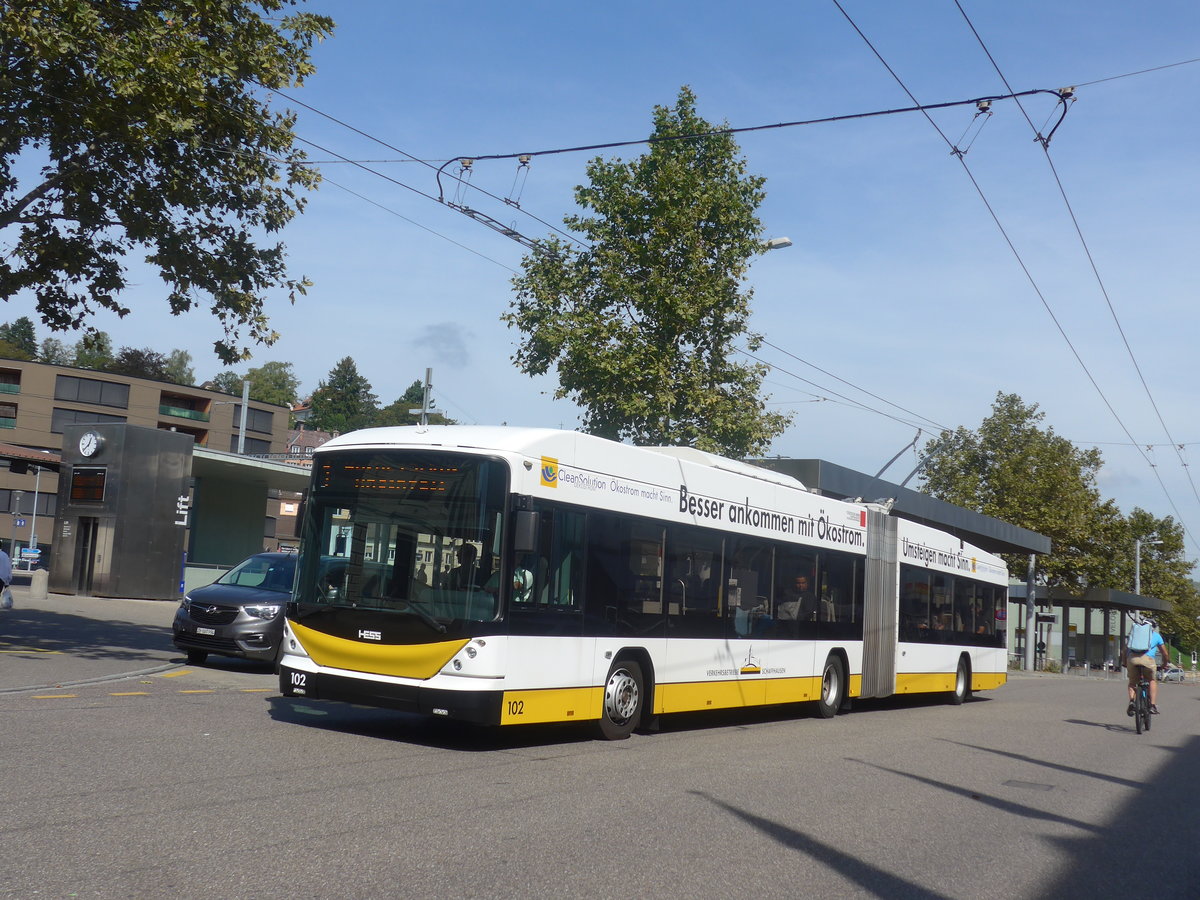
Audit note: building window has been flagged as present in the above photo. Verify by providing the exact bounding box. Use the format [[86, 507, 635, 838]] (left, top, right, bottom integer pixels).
[[230, 435, 272, 455], [0, 368, 20, 393], [54, 375, 130, 409], [0, 401, 15, 428], [51, 407, 126, 433], [232, 405, 274, 434]]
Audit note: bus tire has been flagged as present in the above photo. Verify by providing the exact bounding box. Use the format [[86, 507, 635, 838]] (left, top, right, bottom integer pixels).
[[950, 658, 971, 705], [598, 659, 644, 740], [186, 649, 208, 666], [816, 655, 844, 719]]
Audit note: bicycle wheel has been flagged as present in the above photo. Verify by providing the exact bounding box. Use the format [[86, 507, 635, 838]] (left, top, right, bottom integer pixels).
[[1141, 684, 1152, 733], [1134, 686, 1145, 734]]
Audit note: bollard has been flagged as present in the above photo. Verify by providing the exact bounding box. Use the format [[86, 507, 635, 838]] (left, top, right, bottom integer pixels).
[[29, 567, 49, 600]]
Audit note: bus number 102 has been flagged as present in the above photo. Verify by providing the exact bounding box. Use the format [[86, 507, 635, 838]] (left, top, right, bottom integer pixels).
[[507, 699, 524, 717]]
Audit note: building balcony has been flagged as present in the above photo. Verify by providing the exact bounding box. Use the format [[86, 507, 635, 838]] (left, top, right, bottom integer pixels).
[[0, 383, 20, 394], [159, 404, 210, 422]]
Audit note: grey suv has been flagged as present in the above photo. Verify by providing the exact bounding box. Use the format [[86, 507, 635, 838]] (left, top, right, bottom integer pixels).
[[173, 551, 296, 665]]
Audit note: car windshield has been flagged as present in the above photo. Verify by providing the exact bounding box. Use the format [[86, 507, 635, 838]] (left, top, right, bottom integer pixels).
[[218, 555, 296, 593]]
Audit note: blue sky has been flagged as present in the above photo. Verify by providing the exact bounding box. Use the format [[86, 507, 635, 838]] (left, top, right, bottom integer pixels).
[[8, 1, 1200, 561]]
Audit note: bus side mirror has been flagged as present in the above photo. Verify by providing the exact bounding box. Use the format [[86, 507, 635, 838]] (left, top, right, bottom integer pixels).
[[513, 510, 538, 554]]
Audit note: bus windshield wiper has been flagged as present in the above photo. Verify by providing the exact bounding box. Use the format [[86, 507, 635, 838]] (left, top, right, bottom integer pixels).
[[402, 598, 446, 633]]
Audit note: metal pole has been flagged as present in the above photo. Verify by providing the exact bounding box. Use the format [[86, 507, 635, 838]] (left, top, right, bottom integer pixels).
[[9, 489, 22, 559], [1134, 538, 1142, 595], [238, 379, 250, 454], [29, 466, 40, 555], [1025, 553, 1036, 671], [420, 368, 432, 428]]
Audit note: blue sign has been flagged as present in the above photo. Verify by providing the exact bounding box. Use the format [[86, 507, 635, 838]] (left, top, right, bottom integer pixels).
[[13, 517, 25, 528]]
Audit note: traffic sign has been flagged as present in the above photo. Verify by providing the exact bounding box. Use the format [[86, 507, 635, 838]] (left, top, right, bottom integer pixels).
[[13, 517, 25, 528]]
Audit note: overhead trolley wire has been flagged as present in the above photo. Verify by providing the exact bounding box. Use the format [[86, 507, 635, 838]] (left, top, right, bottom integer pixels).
[[955, 1, 1200, 513], [952, 0, 1200, 542], [830, 0, 1196, 551]]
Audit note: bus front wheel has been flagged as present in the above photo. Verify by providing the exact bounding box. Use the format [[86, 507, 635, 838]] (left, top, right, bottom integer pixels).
[[816, 655, 844, 719], [598, 659, 644, 740]]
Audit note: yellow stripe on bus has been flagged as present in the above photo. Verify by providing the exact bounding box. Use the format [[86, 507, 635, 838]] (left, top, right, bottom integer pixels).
[[290, 620, 469, 680], [894, 671, 1006, 694]]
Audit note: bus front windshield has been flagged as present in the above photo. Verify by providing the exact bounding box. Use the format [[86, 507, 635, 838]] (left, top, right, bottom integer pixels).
[[295, 450, 509, 624]]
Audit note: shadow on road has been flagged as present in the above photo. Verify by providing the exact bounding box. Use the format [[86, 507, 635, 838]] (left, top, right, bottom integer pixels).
[[1040, 734, 1200, 895], [692, 789, 954, 900], [0, 607, 172, 661]]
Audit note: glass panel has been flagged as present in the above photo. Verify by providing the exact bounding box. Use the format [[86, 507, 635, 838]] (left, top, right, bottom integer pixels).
[[900, 566, 931, 641], [583, 512, 663, 637], [819, 551, 863, 640], [663, 524, 725, 637], [295, 451, 507, 625], [774, 545, 819, 639]]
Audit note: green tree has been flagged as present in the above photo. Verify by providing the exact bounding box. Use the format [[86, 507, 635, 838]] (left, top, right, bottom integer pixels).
[[38, 336, 73, 364], [376, 379, 456, 426], [211, 370, 245, 396], [72, 331, 113, 370], [504, 86, 790, 457], [208, 361, 299, 407], [308, 357, 378, 434], [107, 346, 169, 381], [164, 349, 195, 385], [245, 361, 300, 408], [0, 316, 38, 358], [0, 0, 334, 362]]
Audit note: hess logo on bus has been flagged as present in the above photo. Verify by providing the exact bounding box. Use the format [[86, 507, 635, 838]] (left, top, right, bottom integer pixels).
[[359, 629, 382, 641]]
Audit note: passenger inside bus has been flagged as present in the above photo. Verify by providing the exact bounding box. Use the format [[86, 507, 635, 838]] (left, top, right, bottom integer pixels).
[[445, 543, 483, 591]]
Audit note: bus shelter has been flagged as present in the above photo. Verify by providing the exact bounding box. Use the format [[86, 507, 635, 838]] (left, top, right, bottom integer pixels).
[[1007, 584, 1171, 672]]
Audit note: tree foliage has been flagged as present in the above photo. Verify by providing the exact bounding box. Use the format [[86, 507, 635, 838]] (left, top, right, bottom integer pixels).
[[0, 316, 38, 358], [0, 0, 334, 362], [504, 86, 790, 457], [108, 346, 169, 381], [308, 356, 378, 434], [164, 349, 195, 385], [72, 331, 113, 370], [210, 360, 299, 408]]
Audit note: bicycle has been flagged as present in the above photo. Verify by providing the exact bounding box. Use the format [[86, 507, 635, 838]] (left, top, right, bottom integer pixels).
[[1131, 663, 1152, 735]]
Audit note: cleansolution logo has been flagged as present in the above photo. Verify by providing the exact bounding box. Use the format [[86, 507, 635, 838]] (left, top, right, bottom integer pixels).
[[540, 456, 558, 488]]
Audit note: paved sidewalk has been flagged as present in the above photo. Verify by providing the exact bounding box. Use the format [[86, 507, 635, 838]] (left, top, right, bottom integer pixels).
[[0, 583, 182, 693]]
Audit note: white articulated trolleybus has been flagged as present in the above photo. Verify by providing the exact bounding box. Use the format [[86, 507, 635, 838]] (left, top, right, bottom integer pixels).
[[278, 426, 1008, 739]]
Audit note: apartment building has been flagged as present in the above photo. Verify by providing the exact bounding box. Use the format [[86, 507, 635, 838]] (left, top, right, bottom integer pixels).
[[0, 357, 290, 565]]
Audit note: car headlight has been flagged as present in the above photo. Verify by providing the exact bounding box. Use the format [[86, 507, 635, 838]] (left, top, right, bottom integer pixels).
[[244, 603, 283, 620], [180, 595, 193, 610]]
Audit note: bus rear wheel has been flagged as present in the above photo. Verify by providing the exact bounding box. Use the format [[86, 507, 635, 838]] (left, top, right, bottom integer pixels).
[[816, 655, 844, 719], [598, 659, 644, 740]]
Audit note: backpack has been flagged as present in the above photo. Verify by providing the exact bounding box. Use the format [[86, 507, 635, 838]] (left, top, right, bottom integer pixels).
[[1128, 620, 1152, 653]]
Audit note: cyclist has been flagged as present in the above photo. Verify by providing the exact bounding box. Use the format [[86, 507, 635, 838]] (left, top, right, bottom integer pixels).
[[1126, 615, 1167, 716]]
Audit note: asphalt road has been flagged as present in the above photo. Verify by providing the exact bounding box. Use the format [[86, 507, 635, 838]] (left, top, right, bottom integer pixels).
[[2, 587, 1198, 899]]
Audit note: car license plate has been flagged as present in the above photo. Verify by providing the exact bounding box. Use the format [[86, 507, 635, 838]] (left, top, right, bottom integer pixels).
[[196, 627, 216, 636]]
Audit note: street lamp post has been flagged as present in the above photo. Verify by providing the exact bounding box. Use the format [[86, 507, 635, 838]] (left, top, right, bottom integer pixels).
[[1134, 538, 1162, 595]]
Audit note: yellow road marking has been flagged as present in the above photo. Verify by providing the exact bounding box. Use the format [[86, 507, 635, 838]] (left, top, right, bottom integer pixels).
[[239, 688, 275, 693], [0, 647, 62, 654], [33, 694, 77, 699], [162, 670, 191, 678], [110, 692, 149, 696], [178, 689, 214, 694]]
